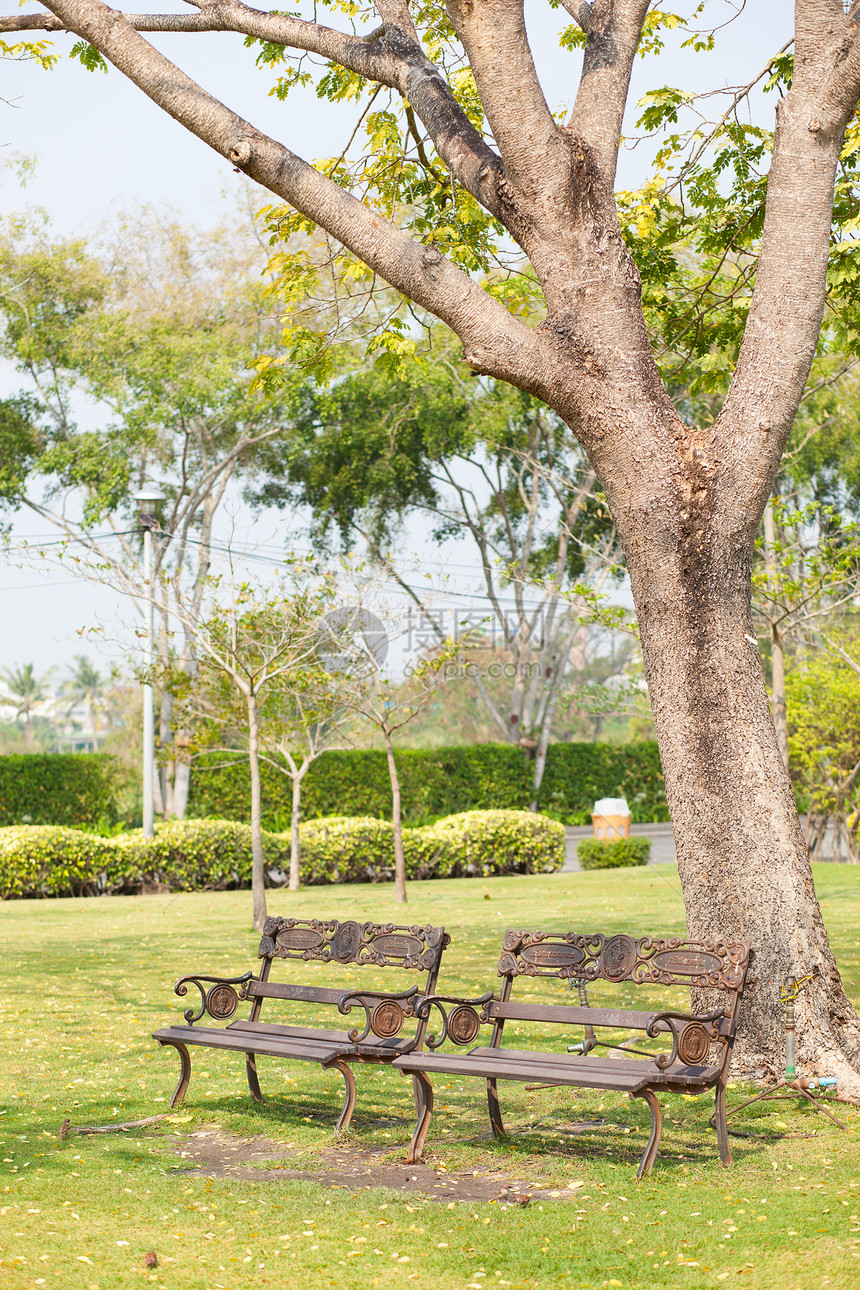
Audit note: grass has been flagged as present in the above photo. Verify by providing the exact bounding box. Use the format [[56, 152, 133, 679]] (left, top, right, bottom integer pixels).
[[1, 863, 858, 1290]]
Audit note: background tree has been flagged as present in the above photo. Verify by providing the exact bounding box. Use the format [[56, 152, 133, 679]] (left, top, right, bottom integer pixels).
[[60, 654, 108, 751], [752, 495, 860, 769], [324, 609, 454, 904], [0, 661, 53, 747], [254, 348, 623, 800], [0, 214, 306, 816], [5, 0, 860, 1081]]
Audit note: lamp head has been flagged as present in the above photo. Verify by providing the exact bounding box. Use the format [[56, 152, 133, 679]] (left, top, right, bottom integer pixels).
[[133, 488, 165, 519]]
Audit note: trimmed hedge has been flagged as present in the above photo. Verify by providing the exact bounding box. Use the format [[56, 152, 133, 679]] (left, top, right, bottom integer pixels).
[[0, 753, 123, 827], [0, 809, 564, 898], [577, 836, 651, 870], [187, 741, 667, 827], [0, 741, 668, 829]]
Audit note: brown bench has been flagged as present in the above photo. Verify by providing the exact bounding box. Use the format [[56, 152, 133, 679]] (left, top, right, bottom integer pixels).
[[153, 916, 449, 1131], [393, 929, 751, 1178]]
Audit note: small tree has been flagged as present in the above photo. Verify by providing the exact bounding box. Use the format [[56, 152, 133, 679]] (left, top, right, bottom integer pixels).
[[256, 664, 352, 892], [169, 565, 342, 930], [323, 611, 454, 904]]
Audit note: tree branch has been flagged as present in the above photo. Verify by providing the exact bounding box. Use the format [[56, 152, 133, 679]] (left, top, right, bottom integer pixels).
[[445, 0, 567, 203], [3, 1, 509, 223], [566, 0, 651, 187], [717, 5, 860, 515], [35, 0, 542, 388]]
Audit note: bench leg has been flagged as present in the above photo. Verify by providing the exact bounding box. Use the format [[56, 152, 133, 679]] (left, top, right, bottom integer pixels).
[[246, 1054, 263, 1103], [330, 1059, 357, 1133], [403, 1068, 434, 1164], [487, 1078, 505, 1138], [713, 1082, 733, 1167], [157, 1039, 192, 1109], [631, 1088, 662, 1180]]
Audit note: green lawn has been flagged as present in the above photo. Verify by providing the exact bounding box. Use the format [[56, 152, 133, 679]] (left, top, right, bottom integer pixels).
[[1, 864, 858, 1290]]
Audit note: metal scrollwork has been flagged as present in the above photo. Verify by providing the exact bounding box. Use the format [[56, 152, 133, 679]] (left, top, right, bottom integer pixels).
[[338, 987, 418, 1043], [496, 930, 750, 990], [174, 972, 254, 1025], [258, 917, 451, 971], [415, 991, 495, 1050], [649, 1010, 730, 1070]]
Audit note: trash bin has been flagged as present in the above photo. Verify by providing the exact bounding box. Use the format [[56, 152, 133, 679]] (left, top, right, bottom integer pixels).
[[592, 797, 631, 840]]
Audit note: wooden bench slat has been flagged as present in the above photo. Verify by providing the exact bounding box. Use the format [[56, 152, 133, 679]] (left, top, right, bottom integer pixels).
[[393, 1052, 649, 1092], [229, 1019, 414, 1056], [229, 1020, 351, 1043], [488, 1000, 669, 1029], [467, 1047, 720, 1086], [246, 981, 350, 1005], [153, 1026, 345, 1063]]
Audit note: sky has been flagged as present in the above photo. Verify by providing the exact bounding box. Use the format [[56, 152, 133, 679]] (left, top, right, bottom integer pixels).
[[0, 0, 794, 683]]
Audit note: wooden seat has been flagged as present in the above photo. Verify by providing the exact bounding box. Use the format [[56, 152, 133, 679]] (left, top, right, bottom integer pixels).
[[393, 930, 751, 1179], [152, 916, 450, 1132]]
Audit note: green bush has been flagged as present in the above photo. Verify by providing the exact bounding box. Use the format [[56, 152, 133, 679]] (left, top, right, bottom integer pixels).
[[577, 836, 651, 870], [0, 825, 115, 897], [419, 810, 564, 877], [0, 809, 565, 898], [0, 754, 124, 827], [187, 741, 667, 826]]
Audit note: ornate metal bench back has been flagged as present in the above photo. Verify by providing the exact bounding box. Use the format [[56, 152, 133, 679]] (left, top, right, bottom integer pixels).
[[486, 930, 751, 1069], [250, 917, 450, 1043], [497, 930, 749, 990]]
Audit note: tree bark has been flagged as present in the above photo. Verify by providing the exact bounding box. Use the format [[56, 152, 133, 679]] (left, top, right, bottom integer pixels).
[[763, 501, 789, 770], [625, 505, 860, 1089], [246, 690, 266, 932], [383, 729, 407, 903]]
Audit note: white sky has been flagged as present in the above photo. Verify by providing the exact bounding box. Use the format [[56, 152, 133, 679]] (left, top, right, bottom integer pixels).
[[0, 1, 793, 682]]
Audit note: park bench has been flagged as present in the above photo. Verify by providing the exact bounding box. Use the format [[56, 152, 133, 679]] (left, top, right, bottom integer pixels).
[[152, 916, 450, 1131], [393, 929, 751, 1179]]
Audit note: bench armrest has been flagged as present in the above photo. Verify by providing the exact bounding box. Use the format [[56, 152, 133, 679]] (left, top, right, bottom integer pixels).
[[413, 991, 496, 1050], [646, 1009, 734, 1070], [338, 986, 420, 1043], [174, 972, 255, 1025]]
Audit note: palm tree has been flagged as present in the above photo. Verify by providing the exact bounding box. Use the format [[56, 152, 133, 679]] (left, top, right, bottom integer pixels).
[[0, 662, 53, 748], [61, 655, 107, 751]]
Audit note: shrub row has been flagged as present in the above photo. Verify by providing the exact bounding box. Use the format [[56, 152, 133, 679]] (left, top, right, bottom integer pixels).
[[0, 809, 565, 899], [0, 741, 668, 829], [0, 753, 122, 827], [188, 741, 668, 826], [577, 836, 651, 870]]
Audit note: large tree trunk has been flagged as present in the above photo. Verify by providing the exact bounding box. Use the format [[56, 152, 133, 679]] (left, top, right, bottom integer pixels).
[[246, 692, 267, 932], [627, 520, 860, 1094]]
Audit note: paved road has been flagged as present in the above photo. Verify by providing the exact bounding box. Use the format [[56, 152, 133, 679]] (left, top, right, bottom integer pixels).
[[563, 820, 853, 871]]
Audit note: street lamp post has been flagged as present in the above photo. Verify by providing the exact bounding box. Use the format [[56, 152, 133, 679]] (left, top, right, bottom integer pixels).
[[134, 489, 164, 839]]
